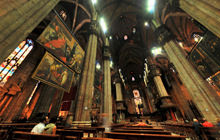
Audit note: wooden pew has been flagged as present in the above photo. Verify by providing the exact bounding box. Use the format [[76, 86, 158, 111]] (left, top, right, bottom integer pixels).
[[65, 127, 103, 137], [81, 137, 125, 140], [202, 127, 220, 139], [117, 127, 164, 131], [12, 131, 60, 140], [0, 130, 7, 140], [64, 136, 78, 140], [111, 129, 172, 135], [56, 129, 83, 139], [77, 127, 98, 137], [0, 123, 36, 129], [15, 127, 32, 132], [125, 125, 153, 128], [104, 132, 187, 140]]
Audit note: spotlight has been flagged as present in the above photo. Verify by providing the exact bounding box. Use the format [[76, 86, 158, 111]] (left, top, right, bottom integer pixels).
[[99, 17, 107, 33], [91, 0, 97, 4], [151, 47, 162, 56]]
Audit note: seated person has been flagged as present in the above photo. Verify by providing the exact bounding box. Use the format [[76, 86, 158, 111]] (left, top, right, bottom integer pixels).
[[217, 118, 220, 127], [44, 117, 57, 134], [31, 117, 47, 134], [202, 119, 214, 127]]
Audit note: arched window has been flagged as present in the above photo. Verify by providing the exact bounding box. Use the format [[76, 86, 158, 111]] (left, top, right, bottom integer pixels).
[[0, 39, 33, 87]]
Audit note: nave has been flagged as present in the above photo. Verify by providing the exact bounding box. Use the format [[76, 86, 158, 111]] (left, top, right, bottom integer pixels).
[[1, 0, 220, 140]]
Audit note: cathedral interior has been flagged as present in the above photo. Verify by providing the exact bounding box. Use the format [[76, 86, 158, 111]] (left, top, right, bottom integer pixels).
[[0, 0, 220, 139]]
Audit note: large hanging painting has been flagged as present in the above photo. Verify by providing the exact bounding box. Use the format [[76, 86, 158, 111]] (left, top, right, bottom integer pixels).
[[37, 16, 85, 73], [32, 52, 74, 92]]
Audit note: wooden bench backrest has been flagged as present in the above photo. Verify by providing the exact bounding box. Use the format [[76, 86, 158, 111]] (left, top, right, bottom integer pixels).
[[56, 129, 83, 138], [117, 127, 164, 131], [112, 129, 171, 135], [104, 132, 186, 140], [13, 131, 60, 140], [81, 137, 125, 140], [64, 136, 78, 140]]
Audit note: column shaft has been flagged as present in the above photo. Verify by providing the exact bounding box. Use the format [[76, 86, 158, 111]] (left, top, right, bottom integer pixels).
[[0, 0, 60, 63], [103, 39, 112, 125], [153, 76, 169, 97], [115, 83, 123, 101], [164, 40, 220, 122], [103, 58, 112, 124], [179, 0, 220, 38], [75, 33, 98, 121]]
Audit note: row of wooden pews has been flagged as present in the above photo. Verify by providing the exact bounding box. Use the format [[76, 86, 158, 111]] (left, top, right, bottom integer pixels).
[[105, 124, 187, 140], [0, 123, 120, 140], [0, 122, 187, 140], [162, 122, 220, 140]]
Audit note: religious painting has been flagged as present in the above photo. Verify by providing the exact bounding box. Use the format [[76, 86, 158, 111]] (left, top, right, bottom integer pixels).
[[32, 52, 74, 92], [37, 16, 85, 73]]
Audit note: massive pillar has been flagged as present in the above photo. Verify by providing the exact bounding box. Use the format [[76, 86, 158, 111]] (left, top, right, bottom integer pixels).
[[165, 40, 220, 122], [155, 26, 220, 122], [179, 0, 220, 38], [103, 38, 112, 126], [74, 4, 98, 122], [0, 0, 60, 63]]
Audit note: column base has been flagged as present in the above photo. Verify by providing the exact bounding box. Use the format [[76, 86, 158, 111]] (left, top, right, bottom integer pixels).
[[116, 101, 126, 123], [159, 96, 176, 109], [116, 101, 126, 110]]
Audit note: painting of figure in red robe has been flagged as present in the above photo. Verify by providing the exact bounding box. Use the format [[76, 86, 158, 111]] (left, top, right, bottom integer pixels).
[[37, 16, 84, 74], [32, 52, 74, 92]]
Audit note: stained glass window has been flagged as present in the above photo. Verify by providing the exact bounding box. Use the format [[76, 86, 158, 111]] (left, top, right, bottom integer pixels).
[[0, 39, 33, 87]]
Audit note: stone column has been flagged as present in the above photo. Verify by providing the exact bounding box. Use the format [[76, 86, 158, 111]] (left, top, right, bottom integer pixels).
[[74, 5, 98, 122], [164, 40, 220, 122], [148, 59, 175, 109], [155, 25, 220, 122], [179, 0, 220, 38], [114, 76, 126, 122], [0, 0, 60, 63], [115, 79, 123, 101], [103, 38, 112, 126]]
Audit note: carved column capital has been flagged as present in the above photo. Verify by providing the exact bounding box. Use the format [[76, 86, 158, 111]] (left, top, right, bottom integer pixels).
[[103, 45, 111, 60], [114, 77, 121, 83], [113, 72, 121, 83], [149, 64, 161, 77], [89, 20, 99, 36], [154, 25, 173, 46]]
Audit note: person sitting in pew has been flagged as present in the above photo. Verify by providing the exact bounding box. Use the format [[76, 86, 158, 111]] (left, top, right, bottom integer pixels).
[[202, 119, 214, 128], [216, 118, 220, 127], [44, 117, 57, 135], [31, 116, 47, 134]]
